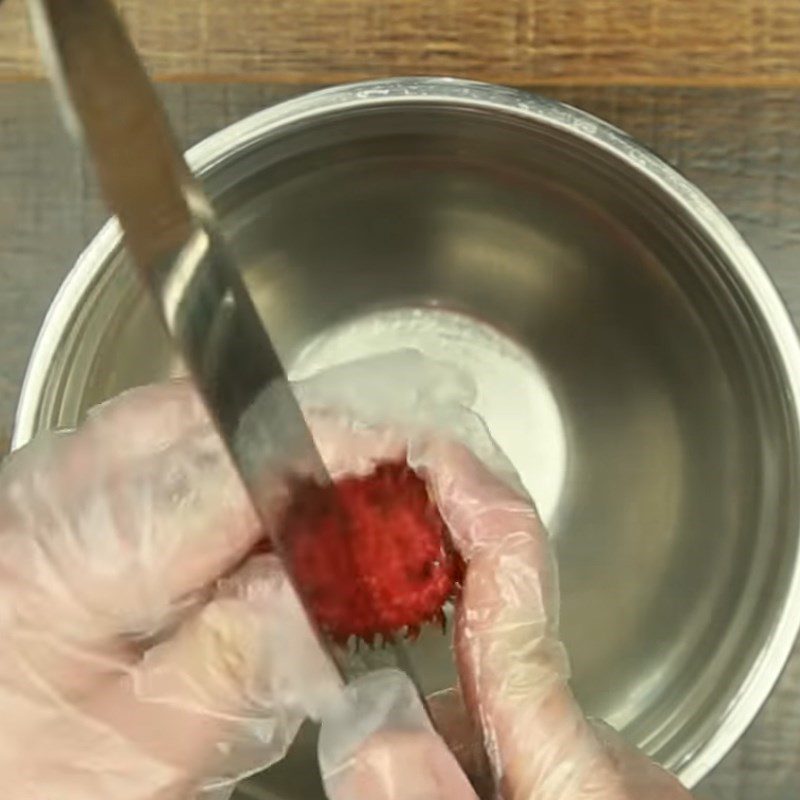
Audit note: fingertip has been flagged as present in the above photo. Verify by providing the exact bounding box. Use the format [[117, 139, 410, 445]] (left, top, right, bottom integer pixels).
[[324, 728, 479, 800]]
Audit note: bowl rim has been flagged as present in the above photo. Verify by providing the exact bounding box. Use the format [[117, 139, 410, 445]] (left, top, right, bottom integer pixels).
[[14, 76, 800, 787]]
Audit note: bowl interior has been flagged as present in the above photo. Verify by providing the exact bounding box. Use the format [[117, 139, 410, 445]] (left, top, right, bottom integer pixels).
[[19, 91, 800, 793]]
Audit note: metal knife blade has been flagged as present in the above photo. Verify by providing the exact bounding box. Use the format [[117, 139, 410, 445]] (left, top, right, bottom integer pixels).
[[27, 0, 424, 697]]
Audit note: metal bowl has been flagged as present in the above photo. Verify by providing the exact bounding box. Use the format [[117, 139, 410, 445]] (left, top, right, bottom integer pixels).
[[13, 78, 800, 793]]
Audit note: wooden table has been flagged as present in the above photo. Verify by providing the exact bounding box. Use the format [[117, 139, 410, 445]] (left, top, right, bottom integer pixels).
[[1, 0, 799, 795]]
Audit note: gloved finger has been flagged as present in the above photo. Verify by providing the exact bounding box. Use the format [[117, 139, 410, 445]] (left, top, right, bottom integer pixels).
[[319, 669, 478, 800], [589, 721, 694, 799], [418, 440, 691, 799], [0, 384, 262, 707], [1, 380, 205, 495], [1, 623, 137, 716], [0, 419, 260, 640], [416, 439, 568, 793], [1, 555, 332, 797], [83, 554, 341, 794]]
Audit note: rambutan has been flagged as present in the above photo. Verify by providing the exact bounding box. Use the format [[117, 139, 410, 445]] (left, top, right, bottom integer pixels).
[[276, 460, 464, 645]]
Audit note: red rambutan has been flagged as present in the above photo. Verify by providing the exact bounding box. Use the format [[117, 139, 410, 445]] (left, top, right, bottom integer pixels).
[[276, 460, 464, 645]]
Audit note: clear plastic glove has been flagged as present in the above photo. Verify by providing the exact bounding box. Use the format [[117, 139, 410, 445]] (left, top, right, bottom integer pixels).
[[0, 380, 339, 800], [307, 351, 693, 800], [319, 669, 478, 800], [427, 439, 694, 800]]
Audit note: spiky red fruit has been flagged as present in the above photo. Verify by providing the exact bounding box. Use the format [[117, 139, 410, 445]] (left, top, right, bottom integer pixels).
[[278, 460, 464, 645]]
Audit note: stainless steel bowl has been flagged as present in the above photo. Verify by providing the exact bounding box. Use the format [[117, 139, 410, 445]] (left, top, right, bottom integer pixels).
[[13, 78, 800, 794]]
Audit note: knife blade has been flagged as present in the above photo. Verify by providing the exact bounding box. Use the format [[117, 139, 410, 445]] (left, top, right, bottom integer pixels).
[[27, 0, 424, 699]]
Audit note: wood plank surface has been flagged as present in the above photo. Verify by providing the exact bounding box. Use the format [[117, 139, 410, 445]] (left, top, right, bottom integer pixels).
[[2, 0, 800, 85], [2, 81, 800, 798]]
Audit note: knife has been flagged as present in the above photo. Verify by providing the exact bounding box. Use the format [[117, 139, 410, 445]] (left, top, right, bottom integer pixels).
[[26, 0, 423, 697]]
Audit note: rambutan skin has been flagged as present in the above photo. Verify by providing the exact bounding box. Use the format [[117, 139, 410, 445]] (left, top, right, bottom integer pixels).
[[276, 461, 464, 645]]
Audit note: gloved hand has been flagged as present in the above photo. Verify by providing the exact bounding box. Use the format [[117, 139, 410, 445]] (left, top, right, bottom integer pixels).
[[1, 347, 697, 800], [306, 352, 694, 800], [427, 439, 693, 800], [0, 351, 487, 800], [0, 380, 340, 800]]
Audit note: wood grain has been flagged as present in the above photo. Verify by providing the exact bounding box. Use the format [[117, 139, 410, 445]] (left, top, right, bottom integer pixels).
[[2, 0, 800, 85]]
